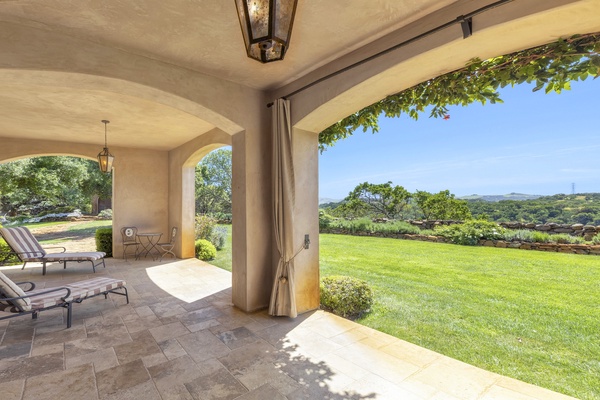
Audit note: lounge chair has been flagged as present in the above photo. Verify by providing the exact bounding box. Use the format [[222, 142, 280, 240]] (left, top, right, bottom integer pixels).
[[0, 271, 128, 328], [0, 227, 106, 275]]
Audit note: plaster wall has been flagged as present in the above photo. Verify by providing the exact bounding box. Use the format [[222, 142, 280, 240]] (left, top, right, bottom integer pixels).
[[0, 137, 100, 162], [111, 148, 169, 259], [291, 128, 320, 314], [231, 121, 273, 312]]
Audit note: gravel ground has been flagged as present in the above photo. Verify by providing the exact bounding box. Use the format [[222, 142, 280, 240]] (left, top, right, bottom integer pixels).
[[29, 220, 100, 253]]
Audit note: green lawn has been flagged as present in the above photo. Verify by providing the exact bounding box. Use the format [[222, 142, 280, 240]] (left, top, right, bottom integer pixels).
[[320, 234, 600, 400], [210, 224, 232, 271], [210, 231, 599, 399]]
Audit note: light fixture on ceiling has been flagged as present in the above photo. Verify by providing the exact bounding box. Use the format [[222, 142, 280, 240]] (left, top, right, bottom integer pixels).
[[234, 0, 298, 63], [97, 120, 114, 173]]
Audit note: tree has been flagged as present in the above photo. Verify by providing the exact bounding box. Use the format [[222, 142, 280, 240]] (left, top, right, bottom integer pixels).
[[414, 190, 472, 220], [195, 148, 232, 215], [0, 156, 106, 215], [319, 32, 600, 151], [340, 182, 411, 219]]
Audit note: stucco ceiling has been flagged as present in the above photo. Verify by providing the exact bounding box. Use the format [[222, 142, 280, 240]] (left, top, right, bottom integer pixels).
[[0, 0, 461, 151], [0, 0, 456, 90], [0, 0, 597, 151]]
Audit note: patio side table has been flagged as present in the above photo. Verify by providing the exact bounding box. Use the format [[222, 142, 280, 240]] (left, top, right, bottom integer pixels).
[[136, 232, 162, 260]]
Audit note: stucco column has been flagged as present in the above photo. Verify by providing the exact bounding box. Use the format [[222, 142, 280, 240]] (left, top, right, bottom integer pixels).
[[291, 127, 320, 313], [231, 127, 273, 312]]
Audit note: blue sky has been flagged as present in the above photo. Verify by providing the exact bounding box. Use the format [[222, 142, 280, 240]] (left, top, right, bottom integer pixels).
[[318, 78, 600, 201]]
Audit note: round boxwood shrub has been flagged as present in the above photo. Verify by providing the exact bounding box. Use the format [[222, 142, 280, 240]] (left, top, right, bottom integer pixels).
[[95, 227, 113, 257], [195, 239, 216, 261], [320, 275, 373, 319]]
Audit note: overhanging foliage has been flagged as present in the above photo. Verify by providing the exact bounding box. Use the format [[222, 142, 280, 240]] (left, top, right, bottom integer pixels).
[[319, 32, 600, 151]]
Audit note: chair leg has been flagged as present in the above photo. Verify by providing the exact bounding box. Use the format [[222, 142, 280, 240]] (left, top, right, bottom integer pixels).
[[21, 261, 28, 270], [66, 303, 72, 328], [42, 262, 47, 275]]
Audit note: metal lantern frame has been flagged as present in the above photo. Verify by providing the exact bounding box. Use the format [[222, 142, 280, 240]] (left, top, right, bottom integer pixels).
[[97, 120, 114, 173], [234, 0, 298, 63]]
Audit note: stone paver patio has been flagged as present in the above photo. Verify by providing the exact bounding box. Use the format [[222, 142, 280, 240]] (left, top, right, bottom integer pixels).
[[0, 258, 575, 400]]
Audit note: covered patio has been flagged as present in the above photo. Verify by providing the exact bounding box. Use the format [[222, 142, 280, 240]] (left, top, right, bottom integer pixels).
[[1, 1, 599, 398], [0, 260, 575, 399]]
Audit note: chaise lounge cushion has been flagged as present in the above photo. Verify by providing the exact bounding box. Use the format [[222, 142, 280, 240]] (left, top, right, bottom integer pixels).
[[26, 277, 126, 309], [0, 227, 46, 260], [42, 252, 106, 262], [0, 227, 106, 275], [0, 271, 32, 311]]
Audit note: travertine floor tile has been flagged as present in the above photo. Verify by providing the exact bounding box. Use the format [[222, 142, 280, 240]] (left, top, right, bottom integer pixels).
[[149, 321, 189, 342], [184, 367, 248, 400], [0, 259, 578, 400], [0, 379, 25, 400], [95, 359, 151, 398], [23, 364, 97, 400], [66, 347, 119, 372]]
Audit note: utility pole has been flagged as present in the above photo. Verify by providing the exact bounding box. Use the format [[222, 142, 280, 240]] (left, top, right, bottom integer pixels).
[[571, 183, 575, 195]]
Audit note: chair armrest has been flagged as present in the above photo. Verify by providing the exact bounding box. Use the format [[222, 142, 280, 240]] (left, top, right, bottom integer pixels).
[[15, 281, 36, 291], [2, 286, 72, 302], [43, 246, 67, 253]]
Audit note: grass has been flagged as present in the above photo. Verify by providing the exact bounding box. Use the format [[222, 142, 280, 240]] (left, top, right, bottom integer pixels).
[[320, 234, 600, 400], [209, 230, 599, 399], [209, 224, 232, 271], [13, 220, 594, 397]]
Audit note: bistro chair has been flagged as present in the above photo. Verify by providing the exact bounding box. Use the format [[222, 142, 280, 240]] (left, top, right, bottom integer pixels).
[[120, 226, 139, 260], [157, 227, 177, 261]]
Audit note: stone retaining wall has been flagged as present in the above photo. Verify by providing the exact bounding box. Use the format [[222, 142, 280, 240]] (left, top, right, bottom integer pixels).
[[324, 229, 600, 256], [407, 220, 600, 240]]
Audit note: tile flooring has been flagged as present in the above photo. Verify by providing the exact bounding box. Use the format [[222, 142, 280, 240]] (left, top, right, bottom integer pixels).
[[0, 258, 576, 400]]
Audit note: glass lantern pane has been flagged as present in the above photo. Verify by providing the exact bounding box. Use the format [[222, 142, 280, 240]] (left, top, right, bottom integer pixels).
[[248, 0, 270, 39], [234, 0, 250, 44], [274, 0, 296, 42]]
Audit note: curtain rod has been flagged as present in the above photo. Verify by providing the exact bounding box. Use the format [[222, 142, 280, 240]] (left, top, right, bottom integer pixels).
[[267, 0, 513, 107]]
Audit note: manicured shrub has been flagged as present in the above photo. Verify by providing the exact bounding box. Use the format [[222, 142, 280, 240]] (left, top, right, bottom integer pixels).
[[210, 226, 227, 250], [195, 214, 217, 240], [591, 234, 600, 245], [95, 227, 113, 257], [327, 218, 421, 235], [98, 209, 113, 220], [320, 275, 373, 319], [319, 210, 335, 230], [0, 224, 20, 265], [531, 231, 551, 243], [195, 239, 216, 261], [503, 229, 535, 242], [435, 220, 505, 245]]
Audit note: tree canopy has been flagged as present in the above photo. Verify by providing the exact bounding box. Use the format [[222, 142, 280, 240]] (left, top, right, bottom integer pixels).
[[195, 148, 232, 216], [339, 182, 411, 219], [414, 190, 472, 220], [319, 32, 600, 151], [0, 156, 111, 216]]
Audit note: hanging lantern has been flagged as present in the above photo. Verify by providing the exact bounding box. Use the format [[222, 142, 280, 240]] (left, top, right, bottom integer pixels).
[[234, 0, 298, 63], [97, 120, 114, 173]]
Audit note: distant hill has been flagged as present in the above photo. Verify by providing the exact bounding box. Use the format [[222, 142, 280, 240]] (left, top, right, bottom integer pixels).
[[460, 193, 542, 202], [319, 198, 342, 205]]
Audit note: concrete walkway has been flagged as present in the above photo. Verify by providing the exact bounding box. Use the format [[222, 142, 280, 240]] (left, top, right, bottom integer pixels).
[[0, 258, 576, 400]]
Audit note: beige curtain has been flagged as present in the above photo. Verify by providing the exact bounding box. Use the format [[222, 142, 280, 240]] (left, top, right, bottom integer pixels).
[[269, 98, 297, 318]]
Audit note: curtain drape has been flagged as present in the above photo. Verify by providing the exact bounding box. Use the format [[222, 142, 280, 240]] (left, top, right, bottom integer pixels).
[[268, 98, 297, 318]]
